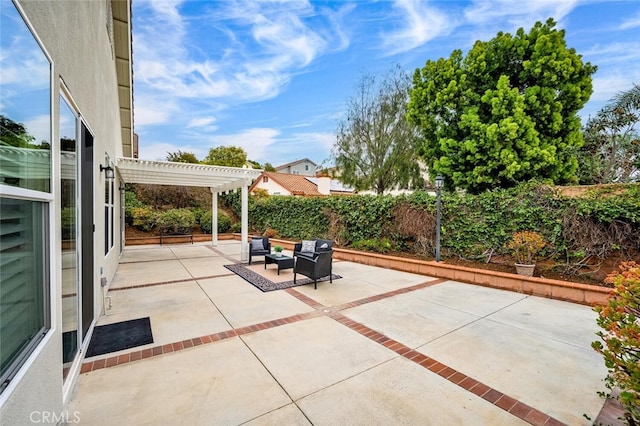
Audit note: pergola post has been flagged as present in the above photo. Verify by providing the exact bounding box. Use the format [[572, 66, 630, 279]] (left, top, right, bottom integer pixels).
[[241, 185, 248, 262], [114, 158, 261, 261], [210, 188, 218, 246]]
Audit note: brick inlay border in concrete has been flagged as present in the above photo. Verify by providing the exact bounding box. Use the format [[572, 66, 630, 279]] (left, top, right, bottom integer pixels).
[[108, 273, 236, 291], [334, 278, 447, 310], [86, 270, 567, 425], [329, 311, 563, 426], [80, 310, 323, 374]]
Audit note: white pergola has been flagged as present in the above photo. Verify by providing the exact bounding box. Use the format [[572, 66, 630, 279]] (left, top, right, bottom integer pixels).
[[116, 157, 262, 261]]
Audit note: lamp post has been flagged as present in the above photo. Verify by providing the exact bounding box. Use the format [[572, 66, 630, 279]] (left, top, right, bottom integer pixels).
[[435, 174, 443, 262]]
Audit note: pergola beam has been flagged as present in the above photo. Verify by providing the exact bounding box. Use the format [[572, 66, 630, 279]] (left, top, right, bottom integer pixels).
[[116, 157, 261, 258]]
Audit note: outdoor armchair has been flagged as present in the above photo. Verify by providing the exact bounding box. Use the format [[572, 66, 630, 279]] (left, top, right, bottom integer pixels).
[[249, 236, 270, 265], [294, 250, 333, 289], [293, 239, 333, 260]]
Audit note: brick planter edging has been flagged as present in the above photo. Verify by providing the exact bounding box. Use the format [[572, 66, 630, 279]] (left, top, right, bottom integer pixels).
[[230, 234, 612, 306], [125, 233, 236, 246], [334, 248, 610, 306]]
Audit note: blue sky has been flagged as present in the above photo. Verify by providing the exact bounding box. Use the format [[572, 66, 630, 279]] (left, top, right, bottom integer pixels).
[[132, 0, 640, 169]]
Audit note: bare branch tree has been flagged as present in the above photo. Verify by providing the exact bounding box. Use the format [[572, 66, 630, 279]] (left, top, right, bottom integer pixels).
[[332, 65, 423, 194]]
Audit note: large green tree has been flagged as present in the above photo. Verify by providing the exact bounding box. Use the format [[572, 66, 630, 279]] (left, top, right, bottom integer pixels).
[[332, 65, 423, 194], [0, 114, 36, 148], [577, 84, 640, 184], [408, 18, 596, 193], [263, 162, 276, 172], [166, 150, 199, 163], [202, 145, 247, 167]]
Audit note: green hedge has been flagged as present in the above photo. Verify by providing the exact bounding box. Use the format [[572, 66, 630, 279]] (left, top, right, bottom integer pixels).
[[227, 183, 639, 276], [126, 183, 639, 278], [156, 209, 196, 232], [200, 211, 232, 234], [124, 190, 143, 226], [249, 196, 330, 240]]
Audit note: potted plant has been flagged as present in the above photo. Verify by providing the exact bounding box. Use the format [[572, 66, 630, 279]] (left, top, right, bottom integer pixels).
[[274, 245, 284, 257], [505, 231, 546, 276]]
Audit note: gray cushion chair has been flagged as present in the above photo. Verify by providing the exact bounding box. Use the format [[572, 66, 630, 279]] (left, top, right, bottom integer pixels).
[[248, 237, 270, 265], [294, 250, 333, 289], [293, 239, 333, 260]]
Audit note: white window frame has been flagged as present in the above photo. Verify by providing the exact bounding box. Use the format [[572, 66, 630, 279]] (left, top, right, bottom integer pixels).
[[0, 0, 54, 397], [104, 153, 114, 255]]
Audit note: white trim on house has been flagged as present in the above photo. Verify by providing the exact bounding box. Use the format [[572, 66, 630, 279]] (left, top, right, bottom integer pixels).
[[116, 158, 261, 191], [116, 157, 262, 259]]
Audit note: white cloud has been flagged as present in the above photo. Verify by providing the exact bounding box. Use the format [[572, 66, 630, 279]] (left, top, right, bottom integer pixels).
[[133, 0, 337, 105], [268, 131, 335, 165], [0, 10, 50, 89], [321, 3, 354, 52], [620, 11, 640, 30], [0, 50, 49, 88], [293, 131, 334, 152], [381, 0, 454, 55], [581, 40, 640, 105], [582, 42, 640, 65], [137, 141, 186, 162], [207, 127, 281, 161], [459, 0, 581, 44], [137, 126, 331, 166], [580, 69, 640, 121], [590, 71, 640, 102], [131, 0, 351, 157], [250, 7, 326, 68], [24, 114, 51, 145], [187, 117, 217, 128], [0, 28, 51, 120], [464, 0, 579, 26], [134, 103, 173, 127]]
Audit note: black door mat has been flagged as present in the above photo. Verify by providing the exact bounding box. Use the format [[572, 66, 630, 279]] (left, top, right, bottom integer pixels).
[[86, 317, 154, 357]]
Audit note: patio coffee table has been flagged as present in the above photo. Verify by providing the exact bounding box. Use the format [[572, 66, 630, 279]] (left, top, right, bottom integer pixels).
[[264, 254, 294, 275]]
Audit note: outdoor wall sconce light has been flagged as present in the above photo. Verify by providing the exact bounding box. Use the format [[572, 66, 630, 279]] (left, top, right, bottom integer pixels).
[[100, 164, 115, 180], [435, 174, 443, 262]]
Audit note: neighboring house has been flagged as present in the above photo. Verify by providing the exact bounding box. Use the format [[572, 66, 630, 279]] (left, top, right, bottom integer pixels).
[[274, 158, 317, 176], [0, 1, 261, 422], [250, 172, 355, 196]]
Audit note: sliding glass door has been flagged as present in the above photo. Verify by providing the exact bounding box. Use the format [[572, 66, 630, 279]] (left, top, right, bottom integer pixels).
[[60, 95, 78, 382]]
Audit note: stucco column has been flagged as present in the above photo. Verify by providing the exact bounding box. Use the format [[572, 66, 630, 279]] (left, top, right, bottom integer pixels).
[[210, 188, 218, 246], [241, 185, 248, 262]]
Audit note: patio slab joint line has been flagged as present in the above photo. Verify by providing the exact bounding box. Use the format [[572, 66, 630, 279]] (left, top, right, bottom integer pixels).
[[329, 311, 563, 426], [85, 254, 568, 425], [108, 273, 236, 291]]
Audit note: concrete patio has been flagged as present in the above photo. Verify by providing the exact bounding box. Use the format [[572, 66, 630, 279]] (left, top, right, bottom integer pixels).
[[67, 241, 612, 425]]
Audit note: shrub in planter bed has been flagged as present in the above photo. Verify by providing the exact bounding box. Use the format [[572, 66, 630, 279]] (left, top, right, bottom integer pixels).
[[132, 206, 158, 232], [200, 211, 232, 234], [156, 208, 196, 233]]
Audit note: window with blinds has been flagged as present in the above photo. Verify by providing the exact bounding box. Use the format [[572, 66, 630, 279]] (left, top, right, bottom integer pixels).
[[0, 1, 52, 394], [0, 198, 49, 391]]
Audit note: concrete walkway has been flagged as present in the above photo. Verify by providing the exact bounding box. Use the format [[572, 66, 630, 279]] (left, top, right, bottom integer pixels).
[[67, 241, 610, 425]]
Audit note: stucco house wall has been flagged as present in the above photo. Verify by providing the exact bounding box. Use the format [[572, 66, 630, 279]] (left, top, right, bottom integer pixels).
[[0, 1, 128, 422], [275, 158, 317, 176], [253, 178, 292, 195]]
